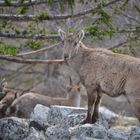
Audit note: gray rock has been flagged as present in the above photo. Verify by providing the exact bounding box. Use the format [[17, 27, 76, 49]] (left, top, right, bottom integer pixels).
[[24, 127, 47, 140], [30, 104, 50, 129], [129, 125, 140, 140], [45, 113, 86, 140], [99, 106, 118, 128], [71, 138, 104, 140], [31, 105, 117, 129], [99, 106, 118, 120], [0, 105, 137, 140], [46, 125, 71, 140], [70, 123, 107, 140], [108, 129, 129, 140], [47, 105, 87, 125], [63, 113, 86, 127], [0, 117, 29, 140]]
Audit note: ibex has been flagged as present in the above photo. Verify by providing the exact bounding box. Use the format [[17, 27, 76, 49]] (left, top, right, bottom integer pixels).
[[0, 79, 22, 118], [0, 79, 7, 100], [58, 29, 140, 124], [6, 78, 81, 118]]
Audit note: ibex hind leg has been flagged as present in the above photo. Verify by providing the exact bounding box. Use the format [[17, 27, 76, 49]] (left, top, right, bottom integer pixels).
[[91, 94, 102, 123], [133, 99, 140, 122]]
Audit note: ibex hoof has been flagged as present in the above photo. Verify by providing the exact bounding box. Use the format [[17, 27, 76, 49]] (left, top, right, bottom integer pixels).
[[80, 119, 92, 124]]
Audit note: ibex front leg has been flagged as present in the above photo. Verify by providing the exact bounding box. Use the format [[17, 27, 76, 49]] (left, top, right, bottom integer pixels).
[[81, 89, 97, 124]]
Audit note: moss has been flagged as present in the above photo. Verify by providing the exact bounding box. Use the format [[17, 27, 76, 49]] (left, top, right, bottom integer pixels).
[[4, 0, 11, 5], [17, 6, 29, 15], [25, 41, 41, 50], [112, 117, 139, 132], [35, 12, 49, 21], [0, 44, 19, 56]]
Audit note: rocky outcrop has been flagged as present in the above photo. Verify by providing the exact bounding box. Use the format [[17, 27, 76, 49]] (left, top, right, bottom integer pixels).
[[0, 104, 139, 140]]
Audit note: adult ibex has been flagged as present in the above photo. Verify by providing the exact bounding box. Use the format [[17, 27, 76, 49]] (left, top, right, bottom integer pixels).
[[58, 29, 140, 124], [6, 78, 81, 118]]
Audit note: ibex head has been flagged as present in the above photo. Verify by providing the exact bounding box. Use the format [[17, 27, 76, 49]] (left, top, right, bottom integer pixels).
[[0, 78, 7, 97], [58, 29, 85, 60]]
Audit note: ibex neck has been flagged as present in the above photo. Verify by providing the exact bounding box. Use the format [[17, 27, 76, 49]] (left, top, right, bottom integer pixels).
[[80, 42, 94, 52], [66, 44, 87, 71], [73, 93, 81, 107], [67, 93, 81, 107]]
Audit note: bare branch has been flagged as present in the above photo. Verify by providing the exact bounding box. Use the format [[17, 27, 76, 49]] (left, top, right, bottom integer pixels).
[[17, 42, 62, 56], [0, 55, 65, 64], [121, 12, 140, 23], [108, 36, 140, 50], [108, 40, 128, 50], [5, 86, 36, 94], [0, 0, 123, 21], [0, 32, 60, 39], [0, 27, 139, 39], [0, 67, 44, 75], [118, 29, 140, 33], [0, 0, 57, 7]]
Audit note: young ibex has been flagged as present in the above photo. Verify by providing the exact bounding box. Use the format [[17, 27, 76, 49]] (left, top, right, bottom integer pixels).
[[58, 29, 140, 124], [0, 79, 7, 100], [0, 79, 21, 118], [6, 78, 81, 118]]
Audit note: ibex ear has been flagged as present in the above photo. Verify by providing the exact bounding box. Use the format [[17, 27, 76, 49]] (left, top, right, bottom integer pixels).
[[77, 30, 85, 42], [77, 86, 81, 92], [58, 29, 66, 40], [1, 79, 7, 88]]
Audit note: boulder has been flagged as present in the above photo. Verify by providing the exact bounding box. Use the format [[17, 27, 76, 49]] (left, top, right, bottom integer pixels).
[[0, 105, 139, 140], [0, 117, 29, 140], [108, 129, 129, 140], [30, 104, 50, 130], [70, 124, 107, 140], [47, 105, 87, 125], [129, 125, 140, 140], [46, 113, 86, 140], [23, 127, 46, 140]]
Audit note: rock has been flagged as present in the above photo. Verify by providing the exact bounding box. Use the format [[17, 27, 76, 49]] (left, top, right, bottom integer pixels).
[[99, 106, 118, 128], [31, 105, 117, 129], [47, 105, 87, 125], [129, 125, 140, 140], [30, 104, 50, 129], [71, 137, 104, 140], [23, 127, 47, 140], [108, 129, 129, 140], [70, 124, 107, 140], [0, 117, 29, 140], [63, 113, 86, 127], [45, 113, 86, 140], [1, 105, 139, 140], [46, 125, 71, 140], [99, 106, 118, 120]]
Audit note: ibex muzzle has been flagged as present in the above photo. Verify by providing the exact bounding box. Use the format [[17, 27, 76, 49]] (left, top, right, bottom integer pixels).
[[58, 29, 85, 60]]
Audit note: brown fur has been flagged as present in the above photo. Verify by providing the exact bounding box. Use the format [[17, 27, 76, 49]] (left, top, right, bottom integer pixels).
[[0, 79, 23, 118], [6, 84, 81, 118], [0, 78, 7, 101], [58, 29, 140, 124], [0, 90, 18, 118]]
